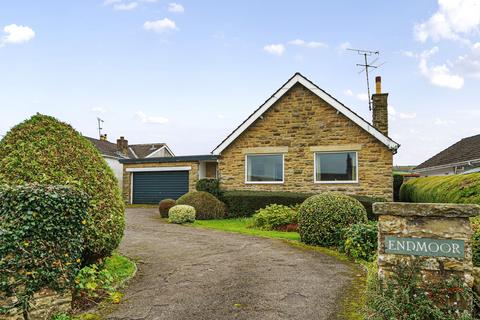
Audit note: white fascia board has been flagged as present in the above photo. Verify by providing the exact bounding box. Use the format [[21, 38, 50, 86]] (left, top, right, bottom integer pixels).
[[212, 73, 399, 155], [145, 146, 166, 158], [126, 166, 191, 172], [128, 147, 139, 159]]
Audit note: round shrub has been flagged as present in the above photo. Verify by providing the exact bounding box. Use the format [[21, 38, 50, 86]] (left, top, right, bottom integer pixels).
[[341, 221, 378, 262], [0, 114, 125, 264], [176, 191, 226, 220], [196, 178, 222, 198], [159, 199, 176, 218], [298, 192, 367, 247], [251, 204, 297, 230], [168, 205, 196, 224]]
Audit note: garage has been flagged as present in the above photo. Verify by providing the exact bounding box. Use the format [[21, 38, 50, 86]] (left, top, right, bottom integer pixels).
[[130, 168, 190, 204]]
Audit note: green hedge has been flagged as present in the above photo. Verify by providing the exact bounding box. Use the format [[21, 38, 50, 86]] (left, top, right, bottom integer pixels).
[[0, 184, 88, 316], [196, 179, 222, 198], [222, 190, 384, 220], [393, 174, 404, 202], [0, 114, 125, 264], [400, 173, 480, 204]]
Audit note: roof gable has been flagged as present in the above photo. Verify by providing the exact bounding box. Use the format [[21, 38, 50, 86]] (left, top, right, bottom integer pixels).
[[211, 72, 400, 155], [415, 134, 480, 170]]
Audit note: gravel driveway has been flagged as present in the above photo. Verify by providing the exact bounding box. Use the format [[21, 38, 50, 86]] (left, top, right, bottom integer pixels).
[[106, 208, 358, 320]]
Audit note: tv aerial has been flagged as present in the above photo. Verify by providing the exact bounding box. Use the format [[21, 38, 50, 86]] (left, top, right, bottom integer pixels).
[[347, 48, 385, 111]]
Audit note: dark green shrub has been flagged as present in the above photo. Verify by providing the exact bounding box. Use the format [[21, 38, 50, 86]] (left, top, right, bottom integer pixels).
[[393, 174, 404, 202], [222, 190, 383, 219], [159, 199, 176, 218], [250, 204, 297, 230], [0, 184, 88, 317], [0, 114, 125, 263], [341, 221, 378, 262], [298, 192, 368, 247], [196, 178, 222, 198], [176, 191, 226, 220]]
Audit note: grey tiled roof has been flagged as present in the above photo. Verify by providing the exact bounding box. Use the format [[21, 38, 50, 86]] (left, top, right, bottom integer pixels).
[[86, 137, 166, 159]]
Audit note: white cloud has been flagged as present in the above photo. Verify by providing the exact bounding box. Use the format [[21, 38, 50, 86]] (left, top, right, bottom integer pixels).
[[135, 111, 169, 124], [434, 118, 456, 126], [103, 0, 121, 5], [356, 93, 369, 102], [113, 2, 138, 11], [288, 39, 327, 48], [338, 41, 351, 51], [168, 3, 184, 13], [414, 0, 480, 42], [1, 24, 35, 46], [143, 18, 178, 33], [418, 46, 464, 89], [456, 42, 480, 78], [388, 105, 397, 117], [263, 43, 285, 56], [91, 107, 107, 114], [388, 105, 416, 120], [398, 112, 417, 119], [343, 89, 353, 96]]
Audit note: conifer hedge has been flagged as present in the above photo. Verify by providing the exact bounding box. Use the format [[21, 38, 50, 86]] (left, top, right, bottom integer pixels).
[[0, 114, 125, 263]]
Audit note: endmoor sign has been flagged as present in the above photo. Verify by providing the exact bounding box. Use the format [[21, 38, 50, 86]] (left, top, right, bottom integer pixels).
[[385, 236, 464, 258]]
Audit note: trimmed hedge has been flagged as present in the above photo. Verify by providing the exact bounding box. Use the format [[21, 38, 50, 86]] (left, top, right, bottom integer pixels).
[[298, 192, 368, 247], [0, 184, 88, 316], [176, 191, 226, 220], [0, 114, 125, 264], [222, 190, 383, 220], [400, 173, 480, 204], [159, 199, 176, 218], [196, 179, 222, 198], [168, 205, 196, 224]]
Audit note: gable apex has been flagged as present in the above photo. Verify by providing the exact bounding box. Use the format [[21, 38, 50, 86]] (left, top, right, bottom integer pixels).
[[212, 72, 400, 155]]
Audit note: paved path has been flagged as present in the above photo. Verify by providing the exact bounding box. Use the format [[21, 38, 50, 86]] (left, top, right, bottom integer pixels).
[[107, 208, 357, 320]]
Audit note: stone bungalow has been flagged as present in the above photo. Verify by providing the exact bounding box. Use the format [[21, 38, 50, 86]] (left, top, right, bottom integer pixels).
[[121, 73, 400, 204]]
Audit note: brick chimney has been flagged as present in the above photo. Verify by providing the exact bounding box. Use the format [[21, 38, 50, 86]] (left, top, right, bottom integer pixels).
[[372, 76, 389, 136], [117, 136, 128, 155]]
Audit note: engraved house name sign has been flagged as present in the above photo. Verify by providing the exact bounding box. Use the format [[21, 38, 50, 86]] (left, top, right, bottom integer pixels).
[[385, 236, 465, 258]]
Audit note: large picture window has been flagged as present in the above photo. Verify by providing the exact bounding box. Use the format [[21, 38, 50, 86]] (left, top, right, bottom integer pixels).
[[314, 152, 358, 183], [246, 154, 284, 183]]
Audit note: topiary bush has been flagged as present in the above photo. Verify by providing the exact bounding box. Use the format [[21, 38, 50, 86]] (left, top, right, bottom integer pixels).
[[168, 205, 196, 224], [0, 184, 88, 317], [159, 199, 176, 218], [298, 192, 368, 247], [341, 221, 378, 262], [251, 204, 298, 231], [196, 178, 222, 198], [0, 114, 125, 264], [176, 191, 226, 220]]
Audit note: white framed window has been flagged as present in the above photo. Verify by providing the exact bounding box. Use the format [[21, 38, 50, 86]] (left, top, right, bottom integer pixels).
[[245, 154, 284, 184], [314, 151, 358, 183]]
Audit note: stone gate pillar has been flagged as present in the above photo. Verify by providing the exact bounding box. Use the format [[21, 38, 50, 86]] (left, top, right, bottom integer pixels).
[[373, 202, 480, 289]]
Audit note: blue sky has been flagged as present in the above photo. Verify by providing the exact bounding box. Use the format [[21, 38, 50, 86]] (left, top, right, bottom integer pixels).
[[1, 0, 479, 165]]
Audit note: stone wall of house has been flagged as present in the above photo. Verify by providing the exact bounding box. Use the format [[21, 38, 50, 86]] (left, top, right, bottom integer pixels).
[[122, 161, 199, 203], [1, 289, 71, 320], [218, 83, 394, 200]]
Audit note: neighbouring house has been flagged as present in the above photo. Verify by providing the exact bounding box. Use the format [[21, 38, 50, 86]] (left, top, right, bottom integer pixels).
[[121, 73, 400, 204], [87, 135, 174, 187], [414, 134, 480, 176]]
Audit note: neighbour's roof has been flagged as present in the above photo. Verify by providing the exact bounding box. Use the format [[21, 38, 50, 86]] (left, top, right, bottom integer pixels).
[[415, 134, 480, 170], [211, 72, 400, 155], [119, 154, 218, 164], [86, 137, 170, 159], [128, 143, 168, 158], [86, 137, 131, 158]]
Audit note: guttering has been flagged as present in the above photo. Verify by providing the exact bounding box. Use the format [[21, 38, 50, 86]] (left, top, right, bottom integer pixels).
[[120, 154, 218, 164], [413, 158, 480, 173]]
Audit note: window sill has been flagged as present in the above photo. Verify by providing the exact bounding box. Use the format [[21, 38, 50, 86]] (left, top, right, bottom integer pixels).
[[245, 181, 284, 185], [314, 180, 359, 184]]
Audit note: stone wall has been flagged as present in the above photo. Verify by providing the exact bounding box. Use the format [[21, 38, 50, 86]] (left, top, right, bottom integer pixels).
[[122, 161, 199, 203], [374, 202, 480, 294], [1, 289, 71, 320], [218, 83, 394, 200]]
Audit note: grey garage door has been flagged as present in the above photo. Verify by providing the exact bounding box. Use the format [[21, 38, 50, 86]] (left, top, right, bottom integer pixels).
[[132, 171, 189, 204]]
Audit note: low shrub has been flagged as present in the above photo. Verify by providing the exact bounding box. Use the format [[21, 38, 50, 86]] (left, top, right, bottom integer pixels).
[[176, 191, 226, 220], [0, 184, 88, 317], [250, 204, 298, 231], [393, 174, 404, 202], [159, 199, 176, 218], [341, 221, 378, 262], [222, 190, 383, 219], [298, 192, 368, 247], [168, 205, 196, 224], [196, 178, 222, 198]]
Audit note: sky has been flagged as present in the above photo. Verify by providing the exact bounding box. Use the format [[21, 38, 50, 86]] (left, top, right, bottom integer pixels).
[[0, 0, 479, 165]]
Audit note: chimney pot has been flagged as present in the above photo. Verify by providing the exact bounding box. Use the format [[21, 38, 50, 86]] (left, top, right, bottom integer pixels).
[[375, 76, 382, 94], [372, 76, 388, 136]]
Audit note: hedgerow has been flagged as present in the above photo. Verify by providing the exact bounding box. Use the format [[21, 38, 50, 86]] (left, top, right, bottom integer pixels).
[[196, 178, 222, 198], [0, 184, 88, 317], [0, 114, 125, 263]]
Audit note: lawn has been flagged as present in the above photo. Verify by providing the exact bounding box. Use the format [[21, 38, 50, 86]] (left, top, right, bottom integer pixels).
[[192, 218, 301, 241]]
